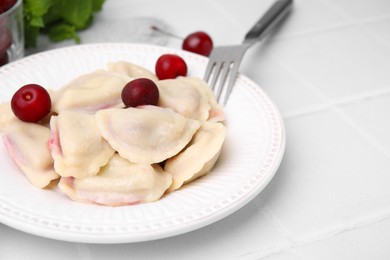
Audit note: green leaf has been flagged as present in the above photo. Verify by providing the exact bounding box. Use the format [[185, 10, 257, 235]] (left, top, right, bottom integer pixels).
[[29, 16, 44, 27], [48, 24, 80, 43], [23, 0, 105, 48], [24, 24, 40, 48], [24, 0, 52, 16], [60, 0, 92, 29], [42, 0, 63, 25], [92, 0, 105, 12], [23, 0, 52, 47]]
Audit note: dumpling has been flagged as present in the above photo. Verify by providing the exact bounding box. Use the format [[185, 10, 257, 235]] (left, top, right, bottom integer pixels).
[[165, 121, 226, 191], [95, 106, 201, 164], [58, 154, 172, 206], [179, 77, 225, 122], [2, 121, 59, 188], [107, 61, 158, 81], [0, 103, 17, 131], [51, 70, 131, 113], [49, 110, 115, 178], [157, 77, 210, 121], [157, 76, 225, 122]]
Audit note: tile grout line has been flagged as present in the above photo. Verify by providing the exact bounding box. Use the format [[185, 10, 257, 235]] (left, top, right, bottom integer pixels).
[[331, 106, 390, 158], [263, 48, 331, 102], [316, 0, 359, 23], [263, 1, 390, 158], [316, 0, 390, 49], [317, 0, 390, 25], [262, 27, 390, 158], [256, 205, 316, 260], [270, 5, 389, 42], [205, 0, 246, 41], [354, 20, 390, 50], [282, 87, 390, 119], [282, 104, 332, 119], [197, 1, 390, 45], [274, 22, 355, 41], [282, 94, 390, 159], [235, 2, 390, 258], [261, 27, 390, 121], [253, 205, 390, 259], [260, 47, 337, 120], [271, 16, 389, 42], [273, 1, 390, 44], [354, 14, 390, 25], [331, 87, 390, 105], [291, 208, 390, 251]]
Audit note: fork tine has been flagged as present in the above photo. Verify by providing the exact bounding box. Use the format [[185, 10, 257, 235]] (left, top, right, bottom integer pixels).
[[203, 60, 215, 82], [204, 45, 248, 105], [209, 61, 223, 91], [221, 55, 244, 105], [203, 0, 293, 105], [215, 61, 232, 102], [221, 63, 239, 105]]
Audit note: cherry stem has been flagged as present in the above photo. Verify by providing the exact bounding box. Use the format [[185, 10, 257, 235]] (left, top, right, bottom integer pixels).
[[150, 25, 183, 40]]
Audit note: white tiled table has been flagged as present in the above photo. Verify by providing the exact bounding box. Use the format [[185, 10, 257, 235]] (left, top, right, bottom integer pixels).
[[2, 0, 390, 259]]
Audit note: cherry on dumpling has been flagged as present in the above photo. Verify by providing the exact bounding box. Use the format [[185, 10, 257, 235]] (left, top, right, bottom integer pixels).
[[155, 54, 187, 80], [11, 84, 52, 123], [121, 78, 159, 107]]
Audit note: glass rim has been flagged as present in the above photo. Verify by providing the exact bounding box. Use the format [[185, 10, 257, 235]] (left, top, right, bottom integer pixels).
[[0, 0, 23, 18]]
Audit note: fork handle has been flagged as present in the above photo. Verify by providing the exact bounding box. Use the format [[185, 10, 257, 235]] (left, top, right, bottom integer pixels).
[[244, 0, 293, 45]]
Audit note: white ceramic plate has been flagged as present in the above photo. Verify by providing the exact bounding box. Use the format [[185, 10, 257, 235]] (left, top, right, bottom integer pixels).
[[0, 43, 285, 244]]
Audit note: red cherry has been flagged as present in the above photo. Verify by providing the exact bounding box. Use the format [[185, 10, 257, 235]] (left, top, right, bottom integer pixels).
[[121, 78, 159, 107], [0, 0, 17, 12], [155, 54, 187, 80], [0, 52, 8, 66], [182, 31, 213, 56], [11, 84, 52, 123]]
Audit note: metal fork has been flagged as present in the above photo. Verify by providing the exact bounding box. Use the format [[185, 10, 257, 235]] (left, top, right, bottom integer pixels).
[[204, 0, 293, 105]]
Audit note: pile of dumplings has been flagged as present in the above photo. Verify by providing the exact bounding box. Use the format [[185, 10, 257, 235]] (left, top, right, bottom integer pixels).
[[0, 61, 226, 206]]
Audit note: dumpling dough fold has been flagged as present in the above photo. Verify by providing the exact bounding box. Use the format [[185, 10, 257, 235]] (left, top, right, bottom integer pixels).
[[51, 70, 131, 113], [2, 121, 59, 188], [107, 61, 158, 81], [59, 154, 172, 206], [165, 121, 226, 191], [95, 106, 201, 164], [49, 111, 115, 178], [157, 77, 225, 122]]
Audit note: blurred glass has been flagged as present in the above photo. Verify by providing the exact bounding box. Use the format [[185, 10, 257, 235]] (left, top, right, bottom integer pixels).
[[0, 0, 24, 66]]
